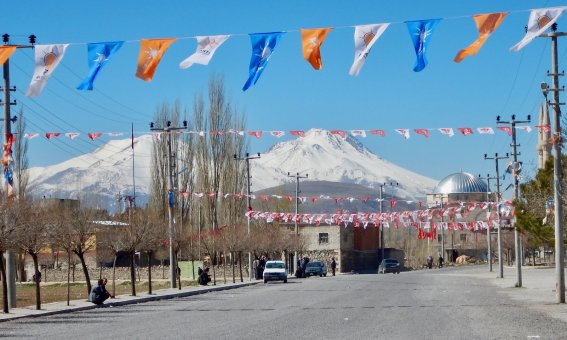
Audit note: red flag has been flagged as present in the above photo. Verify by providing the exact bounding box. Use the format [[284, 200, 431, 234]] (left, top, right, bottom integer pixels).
[[535, 125, 551, 132], [457, 127, 473, 136], [45, 132, 61, 140], [88, 132, 103, 141], [370, 129, 385, 137], [247, 131, 263, 138], [330, 130, 346, 138], [389, 200, 397, 209], [290, 130, 305, 137], [414, 129, 430, 138], [497, 126, 513, 136]]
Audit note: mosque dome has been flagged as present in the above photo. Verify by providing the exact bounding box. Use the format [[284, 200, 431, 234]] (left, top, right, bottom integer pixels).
[[432, 172, 489, 194]]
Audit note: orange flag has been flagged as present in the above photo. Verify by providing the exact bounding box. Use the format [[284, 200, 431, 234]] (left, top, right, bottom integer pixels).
[[0, 46, 17, 65], [135, 38, 176, 81], [454, 12, 507, 63], [301, 28, 333, 70]]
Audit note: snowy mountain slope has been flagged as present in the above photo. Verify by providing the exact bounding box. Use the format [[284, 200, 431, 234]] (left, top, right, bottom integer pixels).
[[26, 129, 437, 211], [27, 135, 153, 208], [251, 129, 437, 199]]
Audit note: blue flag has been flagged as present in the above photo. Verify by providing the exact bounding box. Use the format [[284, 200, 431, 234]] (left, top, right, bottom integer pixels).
[[243, 32, 285, 91], [77, 41, 124, 90], [405, 19, 441, 72]]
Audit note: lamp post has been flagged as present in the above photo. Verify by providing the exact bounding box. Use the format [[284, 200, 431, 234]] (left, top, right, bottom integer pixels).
[[540, 25, 565, 302], [150, 120, 187, 288], [287, 171, 308, 273], [385, 182, 398, 257], [485, 153, 509, 278], [234, 152, 261, 281]]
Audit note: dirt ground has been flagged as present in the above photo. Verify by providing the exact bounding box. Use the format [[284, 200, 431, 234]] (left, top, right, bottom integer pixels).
[[0, 279, 198, 308]]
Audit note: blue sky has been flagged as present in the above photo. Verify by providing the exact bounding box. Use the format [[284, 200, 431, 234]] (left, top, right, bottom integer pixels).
[[3, 0, 566, 191]]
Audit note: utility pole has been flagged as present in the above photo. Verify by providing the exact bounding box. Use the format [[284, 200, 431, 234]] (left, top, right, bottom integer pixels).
[[234, 152, 261, 281], [479, 174, 498, 273], [386, 182, 398, 257], [150, 120, 187, 288], [378, 183, 385, 263], [485, 153, 509, 279], [540, 23, 566, 304], [287, 172, 308, 273], [1, 33, 35, 311], [497, 114, 530, 287]]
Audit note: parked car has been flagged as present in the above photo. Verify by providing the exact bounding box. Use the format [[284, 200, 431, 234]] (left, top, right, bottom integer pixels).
[[378, 259, 401, 274], [263, 261, 288, 283], [304, 261, 327, 277]]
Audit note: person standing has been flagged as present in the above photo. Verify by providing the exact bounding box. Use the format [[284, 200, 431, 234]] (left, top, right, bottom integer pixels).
[[331, 258, 337, 276]]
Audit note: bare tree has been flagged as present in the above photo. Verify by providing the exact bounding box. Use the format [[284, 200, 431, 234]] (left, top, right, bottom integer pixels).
[[14, 201, 50, 310], [0, 200, 20, 312]]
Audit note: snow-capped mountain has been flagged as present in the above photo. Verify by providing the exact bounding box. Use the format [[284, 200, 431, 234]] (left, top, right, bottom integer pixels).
[[26, 129, 437, 211], [250, 129, 437, 199], [27, 135, 153, 210]]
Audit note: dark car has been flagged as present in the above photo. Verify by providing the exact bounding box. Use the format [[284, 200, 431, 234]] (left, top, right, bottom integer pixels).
[[378, 259, 401, 274], [304, 261, 327, 277]]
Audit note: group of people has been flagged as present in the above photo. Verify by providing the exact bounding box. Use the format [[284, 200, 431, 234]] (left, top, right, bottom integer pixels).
[[426, 255, 444, 269], [89, 278, 114, 306]]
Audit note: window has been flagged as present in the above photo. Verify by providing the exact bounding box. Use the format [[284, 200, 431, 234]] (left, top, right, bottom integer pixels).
[[437, 234, 443, 242], [319, 233, 329, 244], [460, 234, 467, 242]]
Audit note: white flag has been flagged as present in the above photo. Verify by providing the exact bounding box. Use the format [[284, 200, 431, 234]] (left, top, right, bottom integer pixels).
[[351, 130, 367, 137], [26, 44, 69, 97], [395, 129, 410, 139], [477, 127, 494, 134], [516, 125, 532, 133], [180, 35, 230, 69], [65, 132, 80, 139], [438, 128, 454, 137], [511, 7, 566, 51], [349, 23, 389, 76]]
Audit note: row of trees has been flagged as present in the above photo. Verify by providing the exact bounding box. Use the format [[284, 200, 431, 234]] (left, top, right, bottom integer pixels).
[[1, 76, 307, 313]]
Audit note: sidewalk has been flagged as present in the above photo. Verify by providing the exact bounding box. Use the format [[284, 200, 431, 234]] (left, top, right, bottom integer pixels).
[[0, 279, 261, 323], [444, 264, 567, 323]]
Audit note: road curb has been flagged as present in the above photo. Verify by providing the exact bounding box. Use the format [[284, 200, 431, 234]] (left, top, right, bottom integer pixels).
[[0, 281, 260, 323]]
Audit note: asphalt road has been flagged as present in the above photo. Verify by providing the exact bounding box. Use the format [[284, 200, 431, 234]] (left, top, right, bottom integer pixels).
[[2, 267, 567, 339]]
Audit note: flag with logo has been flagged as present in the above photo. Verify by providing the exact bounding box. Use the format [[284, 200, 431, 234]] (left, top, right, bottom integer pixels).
[[395, 129, 410, 139], [180, 35, 230, 69], [349, 23, 389, 76], [405, 19, 441, 72], [243, 32, 285, 91], [135, 38, 176, 81], [477, 127, 494, 134], [77, 41, 124, 90], [438, 128, 454, 137], [301, 28, 333, 70], [454, 13, 507, 63], [26, 44, 69, 97], [0, 46, 16, 65], [511, 7, 566, 51], [414, 129, 430, 138]]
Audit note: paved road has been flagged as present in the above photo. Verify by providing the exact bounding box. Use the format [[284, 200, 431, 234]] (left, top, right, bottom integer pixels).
[[2, 266, 567, 339]]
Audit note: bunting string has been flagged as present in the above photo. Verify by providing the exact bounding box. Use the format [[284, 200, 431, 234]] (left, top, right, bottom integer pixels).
[[22, 125, 541, 141], [244, 200, 514, 231], [5, 6, 565, 94]]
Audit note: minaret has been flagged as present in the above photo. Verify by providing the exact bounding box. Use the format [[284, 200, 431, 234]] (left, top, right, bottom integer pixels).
[[537, 102, 551, 169]]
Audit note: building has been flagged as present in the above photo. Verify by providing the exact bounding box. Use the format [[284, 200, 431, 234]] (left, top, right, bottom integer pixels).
[[426, 172, 507, 262]]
